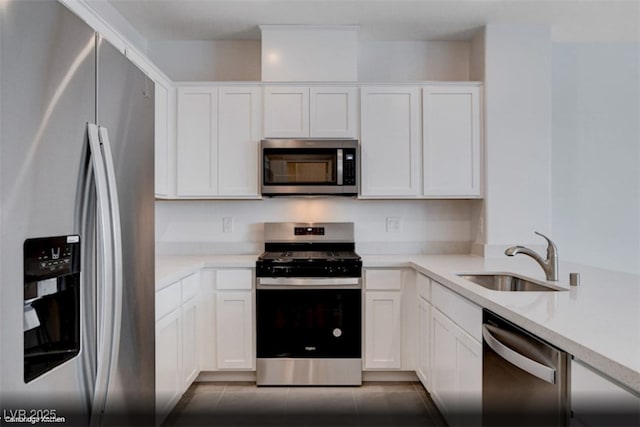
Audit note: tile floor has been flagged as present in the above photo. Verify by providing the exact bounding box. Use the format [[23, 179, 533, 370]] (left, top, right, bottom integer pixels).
[[163, 382, 448, 427]]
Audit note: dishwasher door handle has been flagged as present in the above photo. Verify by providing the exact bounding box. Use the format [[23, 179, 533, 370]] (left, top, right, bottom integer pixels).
[[483, 324, 556, 384]]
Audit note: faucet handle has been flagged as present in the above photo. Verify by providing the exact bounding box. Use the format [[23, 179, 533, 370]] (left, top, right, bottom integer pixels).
[[534, 231, 557, 256]]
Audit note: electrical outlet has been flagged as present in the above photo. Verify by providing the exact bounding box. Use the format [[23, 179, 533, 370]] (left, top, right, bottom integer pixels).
[[386, 216, 402, 233], [222, 217, 233, 233]]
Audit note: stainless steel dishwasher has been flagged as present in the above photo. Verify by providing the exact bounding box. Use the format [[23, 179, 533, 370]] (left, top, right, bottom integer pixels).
[[482, 309, 570, 426]]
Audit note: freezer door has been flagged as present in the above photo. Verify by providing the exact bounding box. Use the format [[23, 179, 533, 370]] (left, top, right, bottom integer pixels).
[[0, 0, 97, 423], [96, 37, 156, 422]]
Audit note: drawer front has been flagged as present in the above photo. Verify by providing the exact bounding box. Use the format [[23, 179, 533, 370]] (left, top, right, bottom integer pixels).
[[156, 281, 181, 321], [431, 280, 482, 341], [365, 269, 402, 291], [181, 272, 200, 302], [216, 269, 253, 290], [416, 273, 431, 302]]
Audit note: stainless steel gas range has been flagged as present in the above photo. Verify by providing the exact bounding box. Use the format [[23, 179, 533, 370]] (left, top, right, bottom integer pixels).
[[255, 222, 362, 386]]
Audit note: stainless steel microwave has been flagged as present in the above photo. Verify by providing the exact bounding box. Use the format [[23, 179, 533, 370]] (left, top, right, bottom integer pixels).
[[261, 139, 359, 196]]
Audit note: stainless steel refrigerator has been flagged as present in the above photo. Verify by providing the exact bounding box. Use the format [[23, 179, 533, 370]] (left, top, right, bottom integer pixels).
[[1, 1, 155, 425]]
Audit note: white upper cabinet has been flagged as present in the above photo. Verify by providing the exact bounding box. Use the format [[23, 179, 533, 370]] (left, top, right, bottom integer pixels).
[[422, 85, 481, 197], [264, 86, 357, 138], [218, 87, 261, 197], [176, 85, 261, 198], [360, 86, 421, 197], [309, 87, 358, 137], [263, 86, 309, 137], [154, 80, 170, 197], [177, 87, 218, 196]]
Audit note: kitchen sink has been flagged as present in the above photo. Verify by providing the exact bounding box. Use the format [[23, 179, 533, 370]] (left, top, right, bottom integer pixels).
[[457, 273, 565, 292]]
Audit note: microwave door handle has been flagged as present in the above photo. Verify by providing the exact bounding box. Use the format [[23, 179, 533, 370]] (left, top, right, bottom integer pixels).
[[337, 149, 343, 185], [482, 324, 556, 384]]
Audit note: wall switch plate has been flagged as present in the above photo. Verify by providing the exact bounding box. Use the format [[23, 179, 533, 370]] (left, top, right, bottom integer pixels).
[[222, 217, 233, 233], [386, 216, 402, 233]]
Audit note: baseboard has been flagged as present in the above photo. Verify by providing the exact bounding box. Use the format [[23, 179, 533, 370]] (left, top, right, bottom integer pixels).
[[196, 371, 257, 382], [362, 371, 419, 382], [195, 370, 419, 383]]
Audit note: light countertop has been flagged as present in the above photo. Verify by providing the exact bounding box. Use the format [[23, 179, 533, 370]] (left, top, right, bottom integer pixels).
[[155, 253, 640, 394]]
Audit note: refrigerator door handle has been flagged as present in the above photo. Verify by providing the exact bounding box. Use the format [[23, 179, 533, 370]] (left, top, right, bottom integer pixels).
[[87, 123, 117, 422], [483, 324, 556, 384], [95, 126, 124, 417], [88, 123, 122, 425]]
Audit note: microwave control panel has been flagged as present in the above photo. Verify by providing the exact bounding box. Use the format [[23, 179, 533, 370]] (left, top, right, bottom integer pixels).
[[343, 149, 357, 186]]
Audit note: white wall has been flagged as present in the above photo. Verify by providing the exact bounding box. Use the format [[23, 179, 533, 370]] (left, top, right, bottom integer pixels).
[[552, 43, 640, 274], [479, 25, 552, 256], [358, 41, 470, 81], [147, 39, 471, 82], [155, 199, 474, 255], [148, 40, 261, 81]]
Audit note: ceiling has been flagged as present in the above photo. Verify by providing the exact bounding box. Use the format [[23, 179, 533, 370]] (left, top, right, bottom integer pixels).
[[108, 0, 640, 43]]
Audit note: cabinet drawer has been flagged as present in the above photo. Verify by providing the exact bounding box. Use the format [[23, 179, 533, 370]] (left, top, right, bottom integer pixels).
[[431, 281, 482, 341], [156, 281, 181, 321], [216, 269, 253, 290], [416, 273, 431, 302], [181, 273, 200, 302], [365, 269, 402, 290]]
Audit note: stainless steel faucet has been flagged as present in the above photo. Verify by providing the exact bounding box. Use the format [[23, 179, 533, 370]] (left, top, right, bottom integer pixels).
[[505, 232, 559, 281]]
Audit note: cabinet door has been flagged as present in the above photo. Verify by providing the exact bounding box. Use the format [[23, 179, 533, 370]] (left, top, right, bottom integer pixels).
[[155, 311, 181, 420], [197, 270, 217, 371], [571, 359, 640, 426], [176, 87, 218, 196], [154, 80, 170, 196], [218, 87, 261, 197], [309, 87, 358, 138], [423, 85, 481, 197], [216, 291, 254, 369], [360, 87, 421, 197], [181, 300, 199, 388], [364, 291, 402, 369], [264, 86, 309, 137], [431, 309, 482, 426], [416, 297, 431, 389]]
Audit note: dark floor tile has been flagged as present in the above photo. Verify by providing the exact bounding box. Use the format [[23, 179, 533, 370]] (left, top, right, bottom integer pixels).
[[165, 381, 447, 427]]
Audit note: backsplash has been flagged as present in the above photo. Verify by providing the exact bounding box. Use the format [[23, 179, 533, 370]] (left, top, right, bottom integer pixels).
[[155, 198, 476, 255]]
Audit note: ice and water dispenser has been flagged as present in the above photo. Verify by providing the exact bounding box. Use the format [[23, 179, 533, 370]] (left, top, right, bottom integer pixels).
[[23, 235, 81, 382]]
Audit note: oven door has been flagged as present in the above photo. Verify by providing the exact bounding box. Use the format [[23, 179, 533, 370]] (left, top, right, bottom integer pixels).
[[256, 280, 361, 359], [256, 278, 362, 385]]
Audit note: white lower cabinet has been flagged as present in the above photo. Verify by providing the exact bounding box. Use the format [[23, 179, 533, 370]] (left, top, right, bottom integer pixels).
[[431, 309, 482, 425], [363, 268, 418, 371], [216, 291, 253, 369], [428, 279, 482, 427], [155, 271, 200, 422], [571, 359, 640, 426], [364, 291, 402, 369], [364, 269, 403, 369], [155, 306, 181, 420], [215, 269, 254, 370], [416, 273, 432, 388], [180, 298, 199, 387]]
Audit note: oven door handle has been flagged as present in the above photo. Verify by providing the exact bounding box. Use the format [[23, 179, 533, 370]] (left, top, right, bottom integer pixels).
[[257, 277, 361, 288]]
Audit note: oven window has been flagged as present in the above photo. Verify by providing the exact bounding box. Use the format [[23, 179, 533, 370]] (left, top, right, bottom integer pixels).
[[256, 289, 361, 358], [263, 150, 337, 185]]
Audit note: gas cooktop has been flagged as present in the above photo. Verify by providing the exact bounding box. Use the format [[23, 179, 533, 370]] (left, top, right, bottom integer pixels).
[[256, 223, 362, 278]]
